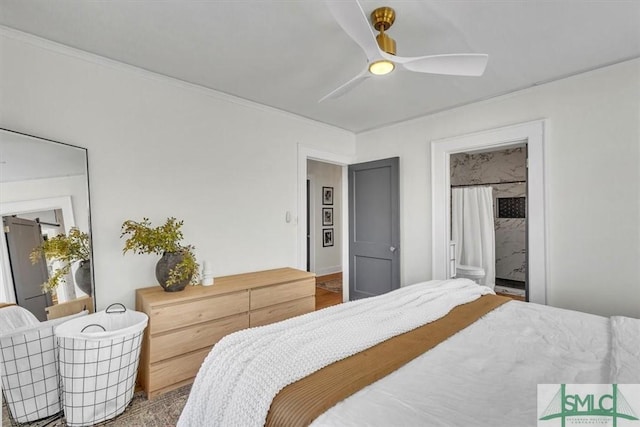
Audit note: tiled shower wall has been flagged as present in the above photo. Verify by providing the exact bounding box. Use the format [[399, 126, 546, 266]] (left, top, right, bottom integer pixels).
[[450, 147, 527, 282]]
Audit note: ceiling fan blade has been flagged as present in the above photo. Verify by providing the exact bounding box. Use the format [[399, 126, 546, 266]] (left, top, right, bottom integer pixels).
[[325, 0, 381, 61], [385, 53, 489, 76], [319, 68, 370, 102]]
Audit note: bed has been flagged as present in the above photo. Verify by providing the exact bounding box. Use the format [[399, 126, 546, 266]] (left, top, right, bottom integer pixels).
[[177, 279, 639, 427]]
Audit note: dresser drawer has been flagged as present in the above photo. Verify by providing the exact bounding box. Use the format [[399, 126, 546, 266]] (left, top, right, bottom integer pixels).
[[149, 347, 211, 393], [149, 290, 248, 334], [250, 296, 315, 327], [150, 313, 249, 363], [250, 278, 315, 311]]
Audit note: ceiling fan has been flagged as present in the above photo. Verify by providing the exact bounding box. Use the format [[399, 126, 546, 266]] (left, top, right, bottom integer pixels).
[[320, 0, 489, 102]]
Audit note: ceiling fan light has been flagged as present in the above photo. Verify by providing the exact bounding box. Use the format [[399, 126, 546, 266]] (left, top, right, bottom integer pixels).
[[369, 60, 395, 76]]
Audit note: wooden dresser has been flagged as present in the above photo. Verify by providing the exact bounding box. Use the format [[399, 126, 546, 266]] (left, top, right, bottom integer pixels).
[[135, 267, 315, 398]]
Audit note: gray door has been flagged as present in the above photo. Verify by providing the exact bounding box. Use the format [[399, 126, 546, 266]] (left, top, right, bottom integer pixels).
[[3, 216, 52, 320], [349, 157, 400, 300]]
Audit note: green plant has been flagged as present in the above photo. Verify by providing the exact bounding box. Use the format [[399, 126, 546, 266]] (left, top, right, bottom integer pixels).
[[120, 217, 199, 286], [30, 227, 91, 292]]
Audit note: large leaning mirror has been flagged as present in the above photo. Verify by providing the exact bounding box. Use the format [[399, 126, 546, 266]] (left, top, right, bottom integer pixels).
[[0, 128, 94, 321]]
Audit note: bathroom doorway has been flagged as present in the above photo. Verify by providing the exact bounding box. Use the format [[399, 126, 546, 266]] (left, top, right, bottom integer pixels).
[[450, 145, 527, 299], [431, 120, 547, 305]]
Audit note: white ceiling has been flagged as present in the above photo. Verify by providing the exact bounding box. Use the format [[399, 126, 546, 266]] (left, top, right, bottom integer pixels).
[[1, 1, 639, 133]]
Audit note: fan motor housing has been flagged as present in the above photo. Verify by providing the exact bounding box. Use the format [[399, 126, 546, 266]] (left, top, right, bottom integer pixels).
[[371, 6, 395, 31]]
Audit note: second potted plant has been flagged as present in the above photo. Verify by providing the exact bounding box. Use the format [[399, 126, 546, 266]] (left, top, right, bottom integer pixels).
[[30, 227, 92, 295], [121, 217, 199, 292]]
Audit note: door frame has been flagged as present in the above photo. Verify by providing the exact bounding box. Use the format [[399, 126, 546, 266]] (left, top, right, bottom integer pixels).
[[306, 178, 312, 272], [297, 145, 353, 301], [0, 196, 77, 303], [431, 120, 548, 304]]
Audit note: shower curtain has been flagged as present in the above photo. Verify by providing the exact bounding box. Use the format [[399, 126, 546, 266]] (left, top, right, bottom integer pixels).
[[452, 186, 495, 289]]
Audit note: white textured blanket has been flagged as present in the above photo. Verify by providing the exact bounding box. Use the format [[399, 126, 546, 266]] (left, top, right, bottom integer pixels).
[[178, 279, 492, 427]]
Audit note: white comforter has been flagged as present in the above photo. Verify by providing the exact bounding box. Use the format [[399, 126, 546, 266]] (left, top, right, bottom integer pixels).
[[313, 301, 613, 427], [610, 315, 640, 383], [178, 279, 492, 426]]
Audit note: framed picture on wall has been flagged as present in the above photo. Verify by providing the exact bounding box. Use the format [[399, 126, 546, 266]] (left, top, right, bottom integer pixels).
[[322, 186, 334, 205], [322, 207, 333, 226], [323, 228, 334, 247]]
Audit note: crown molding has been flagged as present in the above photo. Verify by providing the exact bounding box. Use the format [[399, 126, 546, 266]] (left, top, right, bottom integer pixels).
[[0, 25, 354, 138]]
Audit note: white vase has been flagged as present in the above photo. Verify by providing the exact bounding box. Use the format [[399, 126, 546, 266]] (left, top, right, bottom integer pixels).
[[202, 261, 215, 286]]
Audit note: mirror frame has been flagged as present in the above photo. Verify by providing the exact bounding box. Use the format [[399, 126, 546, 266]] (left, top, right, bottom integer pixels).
[[0, 127, 95, 309]]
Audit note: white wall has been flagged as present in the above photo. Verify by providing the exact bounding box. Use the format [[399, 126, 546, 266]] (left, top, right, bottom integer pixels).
[[355, 59, 640, 318], [307, 160, 342, 276], [0, 30, 355, 309]]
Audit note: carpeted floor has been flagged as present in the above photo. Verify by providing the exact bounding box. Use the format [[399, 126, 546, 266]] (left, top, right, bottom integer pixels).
[[2, 384, 192, 426], [316, 279, 342, 293]]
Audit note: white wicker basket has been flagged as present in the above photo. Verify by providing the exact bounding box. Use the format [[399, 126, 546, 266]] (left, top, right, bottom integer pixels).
[[0, 311, 87, 423], [54, 303, 148, 426]]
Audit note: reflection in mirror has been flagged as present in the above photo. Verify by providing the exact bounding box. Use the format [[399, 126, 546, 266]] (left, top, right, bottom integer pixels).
[[0, 128, 94, 321]]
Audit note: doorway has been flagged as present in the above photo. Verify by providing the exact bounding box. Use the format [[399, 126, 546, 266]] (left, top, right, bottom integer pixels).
[[450, 145, 528, 299], [298, 147, 402, 303], [431, 120, 547, 305], [298, 146, 351, 301], [306, 159, 343, 279]]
